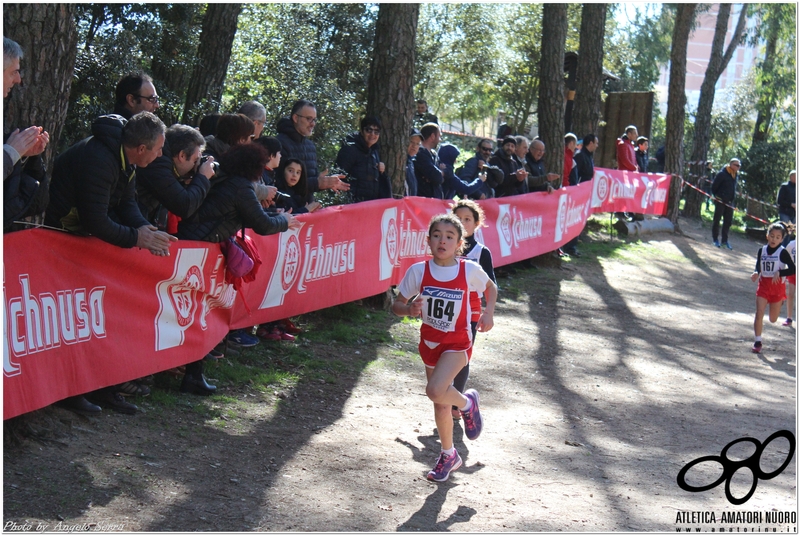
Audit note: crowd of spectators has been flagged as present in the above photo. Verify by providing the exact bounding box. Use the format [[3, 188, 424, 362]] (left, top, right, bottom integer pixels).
[[4, 35, 667, 416]]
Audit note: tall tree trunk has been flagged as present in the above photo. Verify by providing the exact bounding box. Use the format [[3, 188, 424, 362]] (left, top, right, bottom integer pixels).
[[572, 3, 607, 139], [366, 4, 419, 197], [684, 4, 748, 218], [181, 3, 243, 126], [665, 4, 698, 225], [751, 10, 780, 145], [3, 4, 78, 172], [539, 4, 568, 179], [151, 3, 204, 126]]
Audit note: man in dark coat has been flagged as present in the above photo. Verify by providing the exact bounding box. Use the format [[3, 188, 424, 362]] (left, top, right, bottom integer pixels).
[[136, 124, 217, 230], [635, 136, 649, 173], [573, 134, 597, 185], [458, 138, 503, 199], [777, 170, 796, 224], [710, 158, 741, 249], [45, 112, 175, 254], [491, 137, 527, 197], [276, 99, 349, 202], [413, 122, 445, 199], [335, 116, 391, 202], [525, 139, 560, 193], [3, 37, 50, 233]]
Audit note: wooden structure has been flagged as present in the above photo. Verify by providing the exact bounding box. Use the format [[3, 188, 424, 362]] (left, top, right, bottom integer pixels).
[[595, 92, 654, 169]]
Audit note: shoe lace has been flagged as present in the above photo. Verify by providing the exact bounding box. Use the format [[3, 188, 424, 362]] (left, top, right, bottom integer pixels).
[[433, 453, 448, 473]]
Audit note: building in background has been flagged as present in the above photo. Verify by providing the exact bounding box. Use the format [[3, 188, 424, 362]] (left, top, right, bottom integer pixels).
[[655, 4, 759, 113]]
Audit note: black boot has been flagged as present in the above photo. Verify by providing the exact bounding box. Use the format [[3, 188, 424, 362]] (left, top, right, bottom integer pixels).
[[87, 388, 138, 415], [56, 395, 102, 416], [180, 360, 217, 396]]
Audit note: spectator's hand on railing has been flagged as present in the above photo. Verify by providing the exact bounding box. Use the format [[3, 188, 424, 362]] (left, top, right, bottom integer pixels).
[[282, 211, 301, 230], [137, 225, 177, 256], [306, 201, 321, 213], [6, 126, 41, 158]]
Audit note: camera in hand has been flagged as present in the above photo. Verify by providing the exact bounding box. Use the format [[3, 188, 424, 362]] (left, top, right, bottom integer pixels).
[[199, 155, 220, 174], [273, 190, 292, 208]]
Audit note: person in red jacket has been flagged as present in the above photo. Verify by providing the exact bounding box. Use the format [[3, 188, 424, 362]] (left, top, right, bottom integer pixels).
[[615, 125, 638, 221], [616, 125, 638, 171]]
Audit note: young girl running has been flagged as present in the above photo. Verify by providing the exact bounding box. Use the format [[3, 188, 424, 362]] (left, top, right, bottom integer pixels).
[[393, 213, 498, 482], [750, 222, 796, 353], [782, 224, 796, 327], [450, 199, 497, 420]]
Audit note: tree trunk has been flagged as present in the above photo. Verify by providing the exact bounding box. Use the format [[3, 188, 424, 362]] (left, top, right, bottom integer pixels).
[[751, 10, 780, 145], [684, 4, 748, 218], [366, 4, 419, 197], [539, 4, 568, 179], [3, 4, 78, 173], [664, 4, 697, 224], [181, 3, 243, 126], [572, 3, 607, 139], [151, 3, 204, 126]]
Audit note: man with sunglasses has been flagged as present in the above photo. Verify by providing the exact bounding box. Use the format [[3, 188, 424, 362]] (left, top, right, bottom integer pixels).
[[113, 73, 161, 119], [458, 139, 503, 199], [335, 116, 390, 202]]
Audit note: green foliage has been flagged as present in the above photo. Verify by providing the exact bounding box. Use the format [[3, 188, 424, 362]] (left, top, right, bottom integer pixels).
[[740, 140, 796, 204], [604, 4, 675, 92], [749, 4, 796, 142], [226, 4, 377, 168], [62, 4, 205, 151]]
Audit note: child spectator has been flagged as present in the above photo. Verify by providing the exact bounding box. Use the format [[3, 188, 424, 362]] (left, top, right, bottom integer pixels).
[[450, 199, 497, 420], [392, 214, 497, 482], [275, 158, 321, 214], [750, 222, 796, 353]]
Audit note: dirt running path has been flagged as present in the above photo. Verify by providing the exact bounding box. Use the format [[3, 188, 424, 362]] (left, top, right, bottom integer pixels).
[[4, 216, 796, 532]]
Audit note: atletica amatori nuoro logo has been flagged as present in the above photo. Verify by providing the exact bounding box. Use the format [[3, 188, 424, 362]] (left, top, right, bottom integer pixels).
[[677, 430, 796, 505]]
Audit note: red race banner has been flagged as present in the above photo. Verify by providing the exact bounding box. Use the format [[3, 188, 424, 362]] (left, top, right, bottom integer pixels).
[[3, 170, 670, 418]]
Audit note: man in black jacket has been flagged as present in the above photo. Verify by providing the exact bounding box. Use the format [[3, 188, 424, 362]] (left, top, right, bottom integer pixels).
[[710, 158, 741, 249], [276, 99, 349, 202], [136, 124, 217, 229], [777, 170, 796, 225], [573, 134, 597, 185], [3, 37, 50, 233], [45, 112, 175, 255], [525, 139, 560, 193], [335, 116, 390, 202], [491, 137, 527, 197], [413, 122, 445, 199]]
